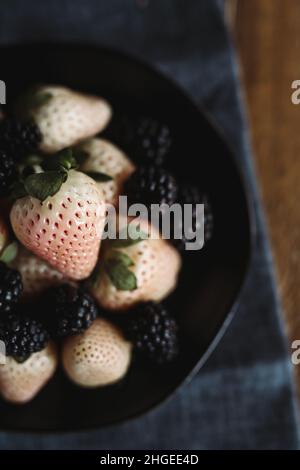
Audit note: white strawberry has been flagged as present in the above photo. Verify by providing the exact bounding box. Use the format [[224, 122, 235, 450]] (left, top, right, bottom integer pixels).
[[90, 218, 181, 311], [0, 342, 57, 404], [62, 318, 132, 387], [78, 138, 136, 206], [19, 85, 112, 153], [10, 169, 106, 280], [11, 247, 74, 298]]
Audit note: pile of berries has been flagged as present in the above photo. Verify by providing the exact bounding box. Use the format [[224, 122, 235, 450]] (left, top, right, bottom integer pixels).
[[0, 84, 215, 405]]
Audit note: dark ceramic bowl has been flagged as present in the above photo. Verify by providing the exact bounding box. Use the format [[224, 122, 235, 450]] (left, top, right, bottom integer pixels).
[[0, 44, 254, 432]]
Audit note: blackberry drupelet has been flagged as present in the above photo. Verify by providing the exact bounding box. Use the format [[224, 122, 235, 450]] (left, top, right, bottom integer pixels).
[[45, 284, 98, 337], [0, 262, 23, 314], [171, 184, 214, 252], [125, 302, 178, 364], [124, 165, 178, 208], [0, 312, 49, 362], [0, 148, 16, 196], [130, 116, 172, 165], [0, 118, 41, 160]]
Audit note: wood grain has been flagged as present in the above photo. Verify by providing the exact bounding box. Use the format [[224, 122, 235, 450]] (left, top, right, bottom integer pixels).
[[229, 0, 300, 391]]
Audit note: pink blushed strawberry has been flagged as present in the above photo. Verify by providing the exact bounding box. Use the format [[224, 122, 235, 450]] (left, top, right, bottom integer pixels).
[[78, 138, 136, 206], [11, 247, 74, 298], [0, 342, 57, 404], [17, 85, 112, 154], [62, 318, 132, 387], [10, 170, 106, 281], [89, 218, 181, 311]]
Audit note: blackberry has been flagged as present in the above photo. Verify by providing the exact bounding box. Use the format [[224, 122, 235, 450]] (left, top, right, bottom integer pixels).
[[171, 185, 214, 252], [0, 262, 23, 314], [130, 117, 172, 165], [0, 118, 41, 160], [125, 302, 178, 364], [124, 165, 178, 208], [0, 148, 16, 196], [103, 115, 171, 165], [45, 284, 98, 337], [0, 312, 49, 362]]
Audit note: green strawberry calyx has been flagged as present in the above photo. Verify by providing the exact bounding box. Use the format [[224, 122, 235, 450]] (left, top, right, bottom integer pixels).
[[104, 250, 137, 291], [0, 241, 19, 264]]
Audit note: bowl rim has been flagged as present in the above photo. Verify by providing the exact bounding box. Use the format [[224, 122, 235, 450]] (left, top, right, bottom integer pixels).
[[0, 42, 256, 435]]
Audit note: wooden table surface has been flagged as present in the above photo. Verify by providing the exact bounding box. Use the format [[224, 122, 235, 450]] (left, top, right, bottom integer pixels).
[[227, 0, 300, 394]]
